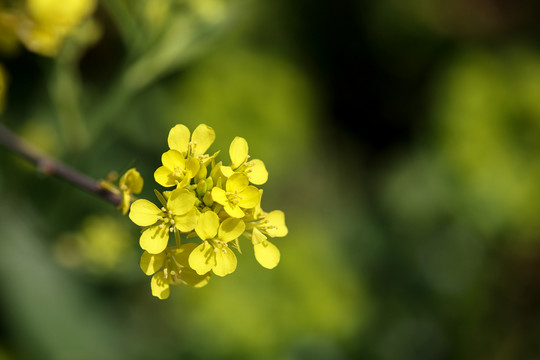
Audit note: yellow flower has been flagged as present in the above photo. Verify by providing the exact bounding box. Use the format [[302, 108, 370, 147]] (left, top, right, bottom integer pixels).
[[154, 149, 200, 188], [168, 123, 216, 159], [188, 211, 245, 277], [16, 0, 96, 56], [211, 173, 260, 218], [221, 136, 268, 185], [117, 168, 143, 215], [129, 188, 199, 254], [140, 243, 211, 299], [246, 200, 288, 269]]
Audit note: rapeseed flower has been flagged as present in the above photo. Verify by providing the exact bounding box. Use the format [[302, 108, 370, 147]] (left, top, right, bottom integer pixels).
[[16, 0, 97, 56], [118, 168, 143, 215], [129, 188, 198, 254], [242, 193, 288, 269], [130, 123, 287, 298], [154, 149, 200, 188], [189, 211, 245, 277], [221, 136, 268, 185], [211, 173, 260, 218]]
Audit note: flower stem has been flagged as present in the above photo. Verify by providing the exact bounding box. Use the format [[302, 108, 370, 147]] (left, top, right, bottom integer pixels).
[[0, 123, 121, 206]]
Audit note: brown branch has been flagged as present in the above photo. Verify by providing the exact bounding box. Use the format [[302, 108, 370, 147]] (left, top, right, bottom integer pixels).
[[0, 122, 121, 206]]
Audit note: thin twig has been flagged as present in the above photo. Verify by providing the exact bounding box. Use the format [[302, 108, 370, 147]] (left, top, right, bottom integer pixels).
[[0, 122, 121, 206]]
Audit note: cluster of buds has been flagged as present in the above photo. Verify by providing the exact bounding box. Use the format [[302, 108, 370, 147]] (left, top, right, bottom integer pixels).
[[127, 124, 287, 299]]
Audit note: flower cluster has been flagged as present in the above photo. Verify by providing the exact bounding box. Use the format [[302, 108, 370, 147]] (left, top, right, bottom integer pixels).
[[128, 124, 288, 299]]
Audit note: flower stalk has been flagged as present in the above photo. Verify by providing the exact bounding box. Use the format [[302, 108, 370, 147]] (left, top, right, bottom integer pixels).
[[0, 122, 121, 206]]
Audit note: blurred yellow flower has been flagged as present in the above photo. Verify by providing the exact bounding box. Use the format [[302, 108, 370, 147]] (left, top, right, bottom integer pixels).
[[16, 0, 96, 56]]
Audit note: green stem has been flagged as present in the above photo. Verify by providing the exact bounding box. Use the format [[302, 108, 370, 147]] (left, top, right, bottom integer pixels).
[[0, 123, 121, 206]]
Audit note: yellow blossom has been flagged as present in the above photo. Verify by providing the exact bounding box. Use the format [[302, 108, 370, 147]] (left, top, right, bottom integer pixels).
[[129, 123, 287, 298], [117, 168, 143, 215], [168, 123, 216, 158], [16, 0, 96, 56], [129, 188, 199, 254], [154, 150, 200, 188], [221, 136, 268, 185], [211, 173, 260, 218], [245, 198, 288, 269], [189, 211, 245, 276]]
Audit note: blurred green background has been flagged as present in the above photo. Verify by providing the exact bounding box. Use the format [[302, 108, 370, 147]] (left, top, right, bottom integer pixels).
[[2, 0, 540, 359]]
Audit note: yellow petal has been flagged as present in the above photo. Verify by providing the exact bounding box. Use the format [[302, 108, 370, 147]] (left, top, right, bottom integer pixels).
[[266, 210, 288, 237], [224, 202, 245, 218], [168, 124, 190, 156], [195, 211, 219, 240], [118, 193, 131, 215], [162, 150, 185, 170], [220, 165, 234, 178], [119, 168, 143, 193], [254, 241, 280, 269], [251, 227, 267, 245], [140, 225, 169, 254], [238, 186, 260, 209], [185, 157, 200, 178], [154, 166, 176, 187], [188, 242, 215, 275], [174, 208, 199, 232], [176, 176, 190, 189], [139, 251, 165, 275], [191, 124, 216, 156], [167, 188, 196, 215], [211, 187, 228, 206], [229, 136, 248, 169], [151, 271, 170, 299], [213, 249, 237, 277], [129, 199, 161, 226], [218, 217, 246, 242], [246, 159, 268, 185], [226, 173, 249, 193]]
